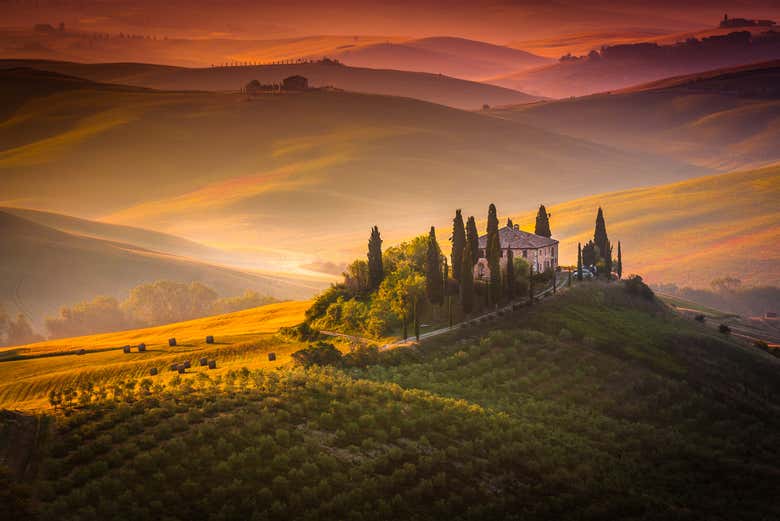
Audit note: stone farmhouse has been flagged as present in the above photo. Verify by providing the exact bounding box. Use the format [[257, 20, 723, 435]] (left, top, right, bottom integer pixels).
[[475, 220, 558, 282]]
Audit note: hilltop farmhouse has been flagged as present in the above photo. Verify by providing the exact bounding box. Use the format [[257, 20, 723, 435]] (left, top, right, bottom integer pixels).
[[475, 220, 558, 281]]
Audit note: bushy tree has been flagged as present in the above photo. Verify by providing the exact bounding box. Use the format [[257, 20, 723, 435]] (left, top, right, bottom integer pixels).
[[4, 314, 43, 346], [343, 259, 370, 296], [451, 210, 466, 282], [291, 342, 343, 367], [534, 205, 552, 237], [582, 240, 597, 267], [45, 296, 127, 339], [425, 227, 444, 306], [367, 226, 384, 291], [123, 281, 218, 327]]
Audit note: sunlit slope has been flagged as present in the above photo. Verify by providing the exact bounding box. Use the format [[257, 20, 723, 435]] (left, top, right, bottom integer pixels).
[[0, 210, 324, 329], [492, 61, 780, 170], [512, 164, 780, 287], [0, 59, 542, 110], [0, 68, 701, 266], [0, 300, 309, 410], [331, 37, 551, 80]]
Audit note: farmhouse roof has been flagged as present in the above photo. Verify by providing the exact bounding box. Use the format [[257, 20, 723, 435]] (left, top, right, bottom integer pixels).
[[478, 226, 558, 250]]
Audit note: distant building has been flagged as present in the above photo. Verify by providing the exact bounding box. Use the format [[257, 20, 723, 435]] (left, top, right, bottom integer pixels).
[[282, 75, 309, 91], [474, 223, 558, 281], [720, 14, 776, 28]]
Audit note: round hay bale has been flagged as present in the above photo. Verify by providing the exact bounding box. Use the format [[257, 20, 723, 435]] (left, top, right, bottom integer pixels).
[[76, 348, 86, 355], [199, 357, 208, 366], [205, 335, 214, 344], [268, 352, 276, 362], [122, 345, 131, 354], [150, 367, 158, 376], [183, 360, 191, 369], [137, 343, 146, 352], [208, 360, 217, 370], [168, 338, 177, 347], [170, 363, 179, 372], [178, 366, 186, 374]]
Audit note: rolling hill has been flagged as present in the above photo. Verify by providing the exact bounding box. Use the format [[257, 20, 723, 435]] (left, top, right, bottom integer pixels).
[[0, 58, 542, 110], [508, 163, 780, 288], [3, 283, 779, 519], [0, 210, 325, 332], [490, 61, 780, 170], [491, 30, 780, 98], [0, 67, 701, 274], [329, 36, 552, 80]]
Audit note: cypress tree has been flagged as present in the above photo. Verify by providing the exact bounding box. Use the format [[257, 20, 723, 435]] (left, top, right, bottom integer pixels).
[[593, 207, 612, 274], [466, 216, 479, 266], [505, 248, 515, 300], [617, 241, 623, 279], [425, 227, 444, 306], [577, 242, 583, 280], [367, 226, 384, 291], [534, 205, 552, 237], [451, 210, 466, 282], [460, 241, 474, 314], [486, 204, 501, 304]]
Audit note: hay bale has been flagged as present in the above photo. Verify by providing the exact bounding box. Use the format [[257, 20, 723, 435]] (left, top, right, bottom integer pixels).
[[205, 335, 214, 344], [268, 352, 276, 362], [170, 363, 179, 371], [178, 366, 186, 374], [150, 367, 158, 376], [183, 360, 191, 369], [76, 349, 86, 355], [168, 338, 177, 347], [199, 357, 208, 366], [123, 345, 131, 354], [137, 343, 146, 352], [208, 360, 217, 369]]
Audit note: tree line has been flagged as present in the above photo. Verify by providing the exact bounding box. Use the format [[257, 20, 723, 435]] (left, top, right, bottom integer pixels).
[[303, 203, 557, 340]]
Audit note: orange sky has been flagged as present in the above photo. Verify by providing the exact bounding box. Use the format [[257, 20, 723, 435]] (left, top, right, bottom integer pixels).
[[3, 1, 780, 44]]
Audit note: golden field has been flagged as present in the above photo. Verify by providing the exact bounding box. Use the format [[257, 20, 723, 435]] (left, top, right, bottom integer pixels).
[[0, 301, 311, 411]]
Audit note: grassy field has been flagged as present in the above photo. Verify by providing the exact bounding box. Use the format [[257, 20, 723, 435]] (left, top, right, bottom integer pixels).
[[0, 301, 311, 411], [4, 283, 779, 520]]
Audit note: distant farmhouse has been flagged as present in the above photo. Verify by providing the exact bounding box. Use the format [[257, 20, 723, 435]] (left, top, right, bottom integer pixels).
[[244, 75, 310, 96], [475, 220, 558, 282], [282, 75, 309, 91], [720, 13, 776, 28]]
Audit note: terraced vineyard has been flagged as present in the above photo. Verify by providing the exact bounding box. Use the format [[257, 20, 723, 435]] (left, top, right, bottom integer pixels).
[[3, 284, 780, 520]]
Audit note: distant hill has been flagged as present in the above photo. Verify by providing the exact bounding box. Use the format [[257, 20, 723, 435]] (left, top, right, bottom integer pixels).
[[490, 61, 780, 170], [330, 36, 552, 80], [0, 58, 542, 110], [0, 210, 325, 331], [0, 67, 701, 274], [490, 30, 780, 98], [510, 164, 780, 288]]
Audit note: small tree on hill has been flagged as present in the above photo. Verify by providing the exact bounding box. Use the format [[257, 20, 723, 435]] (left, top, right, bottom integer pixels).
[[451, 209, 466, 282], [577, 242, 583, 280], [367, 226, 384, 291], [535, 204, 552, 237], [425, 227, 444, 306], [460, 241, 475, 314], [616, 241, 623, 279], [593, 207, 612, 277], [466, 216, 479, 266]]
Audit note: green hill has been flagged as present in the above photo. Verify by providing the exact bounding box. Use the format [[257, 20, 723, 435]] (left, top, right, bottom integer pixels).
[[0, 210, 325, 330], [4, 283, 779, 520], [0, 67, 702, 271]]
